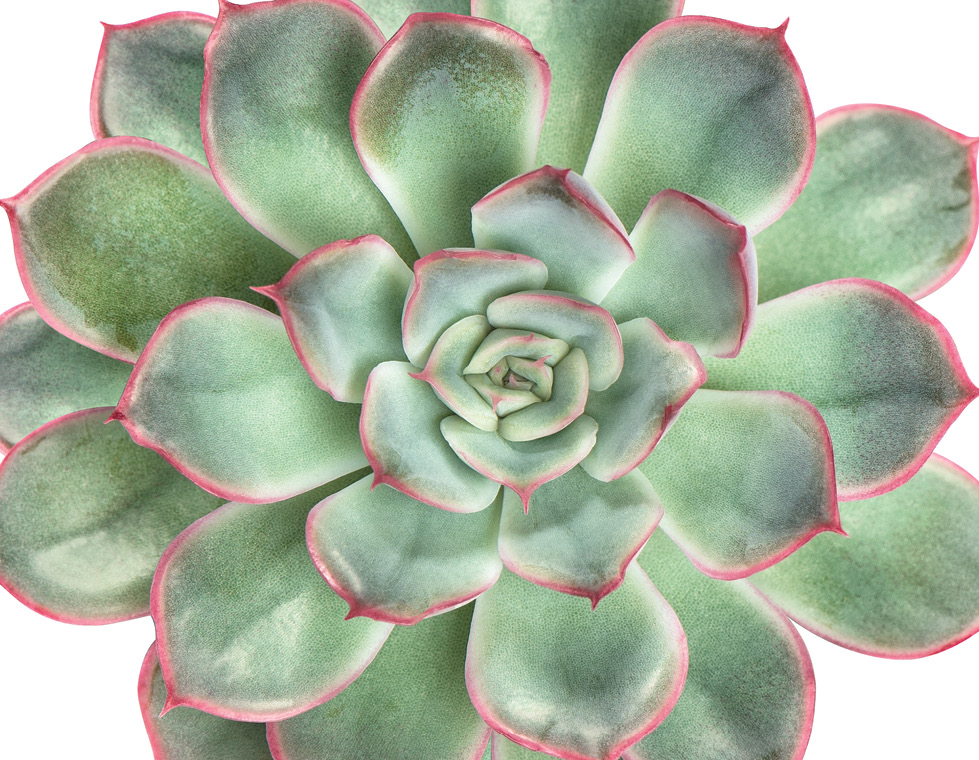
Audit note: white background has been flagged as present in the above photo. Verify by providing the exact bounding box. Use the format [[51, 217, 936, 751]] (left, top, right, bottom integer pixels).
[[1, 1, 977, 757]]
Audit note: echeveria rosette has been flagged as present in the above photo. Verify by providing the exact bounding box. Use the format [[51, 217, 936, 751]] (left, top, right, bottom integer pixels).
[[1, 2, 978, 760]]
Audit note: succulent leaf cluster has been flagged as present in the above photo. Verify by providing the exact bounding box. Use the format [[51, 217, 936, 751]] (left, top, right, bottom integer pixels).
[[1, 2, 978, 759]]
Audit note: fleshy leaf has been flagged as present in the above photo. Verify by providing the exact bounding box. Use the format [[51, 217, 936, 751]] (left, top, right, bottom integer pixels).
[[307, 475, 502, 624], [465, 328, 569, 374], [3, 137, 294, 362], [640, 389, 840, 580], [629, 530, 814, 760], [471, 0, 683, 172], [91, 12, 213, 166], [255, 235, 412, 403], [497, 348, 588, 442], [112, 298, 365, 503], [441, 414, 597, 511], [468, 373, 541, 417], [703, 279, 978, 500], [402, 250, 548, 367], [139, 644, 273, 760], [751, 454, 979, 658], [202, 0, 414, 258], [467, 566, 687, 760], [756, 104, 979, 302], [0, 408, 222, 624], [584, 17, 815, 234], [356, 0, 471, 38], [361, 361, 500, 512], [412, 315, 498, 431], [601, 190, 757, 358], [486, 291, 623, 391], [268, 605, 488, 760], [498, 466, 662, 605], [581, 318, 705, 482], [351, 13, 550, 254], [152, 474, 393, 722], [0, 303, 131, 452], [471, 167, 634, 303]]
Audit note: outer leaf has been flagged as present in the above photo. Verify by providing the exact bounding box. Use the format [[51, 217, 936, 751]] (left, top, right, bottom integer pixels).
[[2, 137, 293, 362], [0, 408, 222, 624], [202, 0, 414, 258], [361, 361, 500, 512], [412, 314, 498, 431], [601, 190, 757, 358], [498, 467, 662, 605], [0, 303, 131, 452], [139, 644, 274, 760], [356, 0, 470, 38], [756, 104, 979, 302], [628, 530, 814, 760], [307, 475, 502, 624], [752, 454, 979, 658], [471, 0, 683, 172], [441, 415, 597, 511], [91, 12, 213, 166], [496, 348, 588, 442], [581, 318, 704, 482], [351, 13, 550, 254], [268, 605, 489, 760], [466, 566, 687, 760], [486, 291, 623, 391], [703, 279, 978, 500], [584, 17, 815, 234], [471, 167, 634, 303], [402, 249, 548, 367], [255, 235, 412, 403], [152, 474, 393, 722], [112, 298, 365, 503], [639, 389, 841, 580]]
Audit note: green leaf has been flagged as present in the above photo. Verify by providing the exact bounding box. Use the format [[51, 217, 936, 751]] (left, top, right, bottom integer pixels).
[[471, 0, 683, 172], [581, 318, 704, 482], [0, 304, 131, 452], [629, 530, 814, 760], [356, 0, 471, 38], [113, 298, 365, 503], [584, 17, 815, 234], [751, 455, 979, 658], [256, 235, 412, 403], [269, 605, 489, 760], [498, 466, 661, 605], [3, 138, 294, 362], [756, 104, 979, 302], [640, 389, 840, 580], [465, 328, 569, 374], [471, 167, 634, 303], [0, 408, 222, 624], [413, 315, 498, 431], [467, 566, 687, 760], [202, 0, 414, 258], [361, 361, 500, 512], [152, 474, 393, 722], [139, 644, 274, 760], [497, 348, 588, 441], [601, 190, 757, 358], [307, 475, 502, 624], [486, 291, 623, 391], [441, 414, 597, 510], [92, 12, 213, 166], [351, 13, 549, 254], [703, 279, 977, 500], [402, 250, 547, 367]]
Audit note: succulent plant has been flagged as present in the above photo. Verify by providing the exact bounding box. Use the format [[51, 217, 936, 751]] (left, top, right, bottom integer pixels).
[[1, 1, 978, 759]]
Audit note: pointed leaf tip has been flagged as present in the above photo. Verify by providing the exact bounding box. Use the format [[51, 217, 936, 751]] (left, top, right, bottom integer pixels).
[[774, 18, 790, 35]]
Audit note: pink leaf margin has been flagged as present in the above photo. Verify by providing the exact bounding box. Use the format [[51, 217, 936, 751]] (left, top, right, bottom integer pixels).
[[815, 103, 979, 301], [0, 302, 36, 454], [465, 564, 689, 760], [0, 407, 149, 626], [89, 11, 217, 143]]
